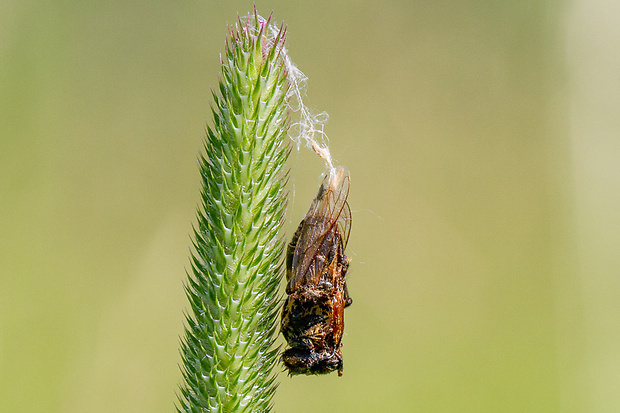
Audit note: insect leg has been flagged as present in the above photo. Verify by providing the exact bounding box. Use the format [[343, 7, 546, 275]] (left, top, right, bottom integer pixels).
[[343, 281, 353, 307]]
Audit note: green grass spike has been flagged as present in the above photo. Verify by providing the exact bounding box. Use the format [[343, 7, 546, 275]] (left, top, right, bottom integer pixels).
[[178, 11, 290, 413]]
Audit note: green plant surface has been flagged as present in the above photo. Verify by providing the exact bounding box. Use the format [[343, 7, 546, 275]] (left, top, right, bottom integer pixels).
[[177, 13, 290, 413]]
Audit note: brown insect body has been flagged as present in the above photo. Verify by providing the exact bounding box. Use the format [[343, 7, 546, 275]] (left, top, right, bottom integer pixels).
[[281, 166, 352, 376]]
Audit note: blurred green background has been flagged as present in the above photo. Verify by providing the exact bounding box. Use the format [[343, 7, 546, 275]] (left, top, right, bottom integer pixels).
[[2, 0, 620, 412]]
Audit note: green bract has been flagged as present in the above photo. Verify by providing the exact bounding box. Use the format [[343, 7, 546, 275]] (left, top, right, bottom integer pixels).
[[178, 13, 290, 413]]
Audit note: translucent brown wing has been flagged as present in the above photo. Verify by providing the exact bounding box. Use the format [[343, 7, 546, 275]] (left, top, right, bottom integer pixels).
[[337, 199, 351, 250], [289, 166, 351, 291]]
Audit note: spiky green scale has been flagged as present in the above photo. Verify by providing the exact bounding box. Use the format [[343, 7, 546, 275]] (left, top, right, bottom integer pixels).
[[178, 14, 289, 413]]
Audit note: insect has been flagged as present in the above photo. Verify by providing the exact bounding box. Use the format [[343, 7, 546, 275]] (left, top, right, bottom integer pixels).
[[281, 166, 352, 376]]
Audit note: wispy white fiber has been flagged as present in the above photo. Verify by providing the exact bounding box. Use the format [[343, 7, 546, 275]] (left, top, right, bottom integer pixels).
[[259, 14, 336, 173]]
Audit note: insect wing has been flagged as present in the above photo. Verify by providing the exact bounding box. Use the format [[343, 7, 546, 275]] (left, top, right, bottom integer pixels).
[[290, 167, 350, 290], [337, 199, 351, 250]]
